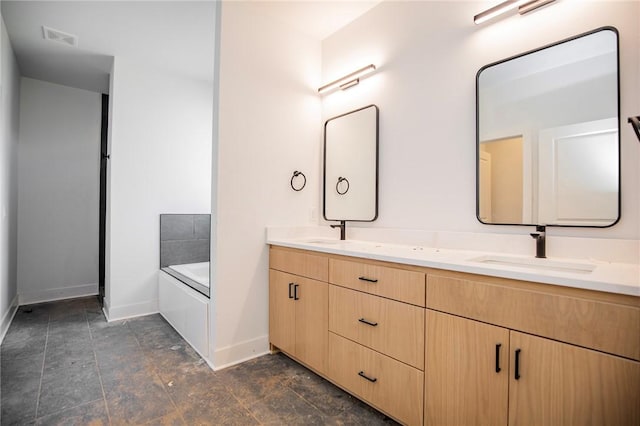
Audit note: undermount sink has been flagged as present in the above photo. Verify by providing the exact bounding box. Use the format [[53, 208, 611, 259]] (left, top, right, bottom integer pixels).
[[469, 255, 596, 274], [299, 238, 342, 245]]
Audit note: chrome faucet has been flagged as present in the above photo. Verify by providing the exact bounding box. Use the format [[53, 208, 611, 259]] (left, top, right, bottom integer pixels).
[[530, 225, 546, 258], [330, 220, 346, 240]]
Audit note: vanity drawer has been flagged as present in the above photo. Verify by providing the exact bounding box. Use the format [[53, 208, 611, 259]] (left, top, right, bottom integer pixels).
[[329, 285, 424, 369], [328, 332, 424, 426], [270, 247, 328, 282], [329, 258, 425, 306], [427, 274, 640, 360]]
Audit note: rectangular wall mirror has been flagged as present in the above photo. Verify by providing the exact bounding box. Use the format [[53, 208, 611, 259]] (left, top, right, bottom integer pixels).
[[324, 105, 379, 222], [476, 27, 620, 227]]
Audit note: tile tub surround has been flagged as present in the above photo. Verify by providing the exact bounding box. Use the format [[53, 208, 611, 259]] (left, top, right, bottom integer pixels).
[[160, 214, 210, 268], [266, 227, 640, 296], [1, 297, 398, 425]]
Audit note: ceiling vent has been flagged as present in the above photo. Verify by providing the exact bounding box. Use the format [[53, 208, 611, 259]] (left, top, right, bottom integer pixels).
[[42, 26, 78, 47]]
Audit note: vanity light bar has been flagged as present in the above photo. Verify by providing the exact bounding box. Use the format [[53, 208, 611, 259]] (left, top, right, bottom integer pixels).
[[318, 64, 376, 95], [474, 0, 528, 25], [519, 0, 556, 15]]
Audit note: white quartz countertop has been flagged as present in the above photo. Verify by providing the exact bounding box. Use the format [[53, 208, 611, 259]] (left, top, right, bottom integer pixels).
[[267, 237, 640, 297]]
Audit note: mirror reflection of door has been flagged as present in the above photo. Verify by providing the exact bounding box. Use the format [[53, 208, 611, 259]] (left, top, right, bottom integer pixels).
[[479, 136, 523, 224], [538, 118, 618, 226], [476, 27, 619, 227]]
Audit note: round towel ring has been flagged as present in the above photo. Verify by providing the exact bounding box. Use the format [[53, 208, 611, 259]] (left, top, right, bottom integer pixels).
[[290, 171, 306, 191], [336, 177, 350, 195]]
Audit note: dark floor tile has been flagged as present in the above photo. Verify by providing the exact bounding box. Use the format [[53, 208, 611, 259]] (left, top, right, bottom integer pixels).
[[105, 372, 175, 425], [142, 410, 185, 425], [3, 298, 398, 426], [94, 340, 146, 374], [1, 353, 44, 396], [85, 309, 111, 330], [135, 327, 183, 351], [179, 394, 259, 426], [1, 385, 39, 425], [1, 334, 47, 359], [43, 344, 96, 372], [287, 369, 356, 416], [49, 315, 91, 339], [37, 363, 104, 418], [331, 399, 399, 425], [162, 369, 226, 407], [142, 343, 203, 380], [2, 322, 49, 346], [34, 399, 109, 426], [48, 304, 88, 322], [101, 367, 161, 401], [154, 357, 211, 386], [48, 311, 87, 325], [12, 305, 51, 323], [246, 386, 326, 425], [90, 323, 137, 343], [46, 330, 93, 354], [126, 314, 170, 334], [217, 354, 303, 405]]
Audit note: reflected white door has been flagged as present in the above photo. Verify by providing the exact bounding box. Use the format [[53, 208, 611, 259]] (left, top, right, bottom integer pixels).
[[538, 118, 618, 226]]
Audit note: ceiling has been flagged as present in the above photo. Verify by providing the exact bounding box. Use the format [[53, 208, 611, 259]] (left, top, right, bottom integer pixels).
[[1, 1, 381, 94]]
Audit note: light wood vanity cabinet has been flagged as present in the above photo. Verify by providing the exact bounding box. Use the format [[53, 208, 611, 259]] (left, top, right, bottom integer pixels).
[[426, 273, 640, 426], [269, 246, 640, 426], [425, 310, 509, 426], [327, 259, 426, 425], [269, 248, 328, 375]]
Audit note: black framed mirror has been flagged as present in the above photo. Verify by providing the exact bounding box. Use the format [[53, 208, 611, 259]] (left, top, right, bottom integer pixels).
[[323, 105, 379, 222], [476, 27, 620, 228]]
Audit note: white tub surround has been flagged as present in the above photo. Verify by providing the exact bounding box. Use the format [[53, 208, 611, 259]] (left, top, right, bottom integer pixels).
[[267, 227, 640, 296], [158, 271, 209, 360], [167, 262, 210, 287], [163, 261, 210, 298]]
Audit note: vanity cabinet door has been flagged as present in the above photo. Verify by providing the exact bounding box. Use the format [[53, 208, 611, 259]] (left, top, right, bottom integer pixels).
[[269, 270, 296, 355], [269, 269, 328, 375], [425, 310, 509, 426], [295, 277, 328, 375], [508, 331, 640, 426]]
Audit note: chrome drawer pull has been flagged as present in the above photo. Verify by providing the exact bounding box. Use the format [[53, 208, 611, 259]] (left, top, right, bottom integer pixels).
[[358, 276, 378, 283], [358, 318, 378, 327], [358, 371, 377, 383]]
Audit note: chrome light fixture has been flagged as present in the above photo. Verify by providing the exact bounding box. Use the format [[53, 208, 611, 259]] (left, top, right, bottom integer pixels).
[[519, 0, 557, 15], [318, 64, 376, 95], [474, 0, 556, 25]]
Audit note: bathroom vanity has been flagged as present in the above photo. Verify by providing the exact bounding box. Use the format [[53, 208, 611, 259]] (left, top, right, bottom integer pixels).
[[268, 240, 639, 426]]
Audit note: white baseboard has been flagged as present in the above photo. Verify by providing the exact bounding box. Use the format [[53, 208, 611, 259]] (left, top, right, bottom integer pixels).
[[104, 299, 158, 322], [0, 294, 19, 344], [212, 334, 270, 371], [19, 283, 98, 305]]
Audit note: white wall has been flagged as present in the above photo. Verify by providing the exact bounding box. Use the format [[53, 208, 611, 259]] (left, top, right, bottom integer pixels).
[[106, 57, 212, 320], [212, 2, 321, 368], [321, 0, 640, 240], [0, 15, 21, 337], [17, 78, 100, 304]]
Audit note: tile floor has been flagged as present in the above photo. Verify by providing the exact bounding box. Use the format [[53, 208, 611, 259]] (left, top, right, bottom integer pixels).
[[1, 297, 398, 425]]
